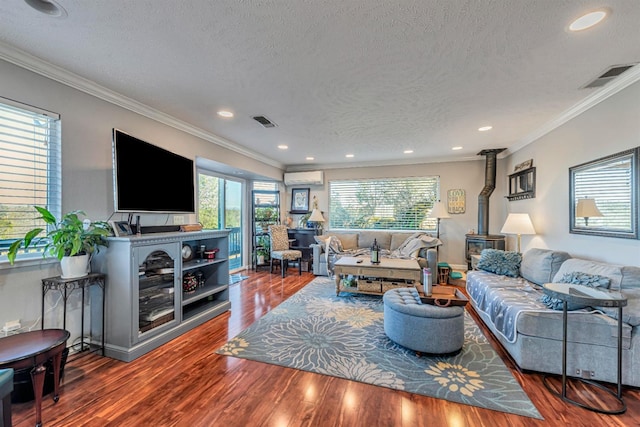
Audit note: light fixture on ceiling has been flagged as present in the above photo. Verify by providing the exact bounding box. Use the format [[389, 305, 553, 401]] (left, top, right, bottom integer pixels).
[[306, 156, 315, 161], [24, 0, 67, 17], [478, 126, 493, 132], [277, 145, 288, 150], [452, 146, 463, 151], [404, 150, 414, 154], [345, 154, 354, 158], [217, 110, 234, 118], [569, 9, 609, 32]]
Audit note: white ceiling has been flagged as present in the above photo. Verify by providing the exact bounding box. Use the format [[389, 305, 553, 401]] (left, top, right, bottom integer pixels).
[[1, 0, 639, 172]]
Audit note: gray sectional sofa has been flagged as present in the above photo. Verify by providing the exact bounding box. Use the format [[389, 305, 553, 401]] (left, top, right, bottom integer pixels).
[[466, 248, 640, 387], [311, 230, 439, 286]]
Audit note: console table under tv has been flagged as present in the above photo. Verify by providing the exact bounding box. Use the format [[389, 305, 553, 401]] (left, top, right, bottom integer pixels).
[[92, 230, 230, 362]]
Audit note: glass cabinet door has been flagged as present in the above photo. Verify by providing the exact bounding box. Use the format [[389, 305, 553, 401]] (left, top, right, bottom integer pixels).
[[135, 245, 179, 338]]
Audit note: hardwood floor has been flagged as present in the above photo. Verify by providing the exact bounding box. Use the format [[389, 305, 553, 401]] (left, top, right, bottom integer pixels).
[[10, 270, 640, 426]]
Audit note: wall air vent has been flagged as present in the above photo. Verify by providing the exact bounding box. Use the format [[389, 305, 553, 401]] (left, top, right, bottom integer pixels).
[[252, 115, 277, 128], [582, 64, 636, 89]]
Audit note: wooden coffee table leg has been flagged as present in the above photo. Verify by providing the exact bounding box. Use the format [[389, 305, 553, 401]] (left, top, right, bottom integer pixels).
[[30, 364, 46, 427]]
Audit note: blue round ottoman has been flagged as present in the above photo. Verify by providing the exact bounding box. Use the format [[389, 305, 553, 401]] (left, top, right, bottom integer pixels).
[[383, 288, 465, 355]]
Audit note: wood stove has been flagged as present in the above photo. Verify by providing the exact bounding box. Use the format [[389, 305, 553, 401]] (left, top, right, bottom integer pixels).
[[465, 148, 506, 269]]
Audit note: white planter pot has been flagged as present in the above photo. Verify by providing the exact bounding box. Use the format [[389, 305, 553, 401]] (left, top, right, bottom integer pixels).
[[257, 255, 265, 265], [60, 254, 90, 279]]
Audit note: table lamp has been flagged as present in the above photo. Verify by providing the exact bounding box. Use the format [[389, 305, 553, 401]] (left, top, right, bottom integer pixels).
[[576, 198, 603, 226], [308, 208, 325, 234], [500, 213, 536, 253], [428, 201, 450, 239]]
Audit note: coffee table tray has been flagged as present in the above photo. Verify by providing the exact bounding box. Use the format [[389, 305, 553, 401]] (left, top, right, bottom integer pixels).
[[419, 286, 468, 307]]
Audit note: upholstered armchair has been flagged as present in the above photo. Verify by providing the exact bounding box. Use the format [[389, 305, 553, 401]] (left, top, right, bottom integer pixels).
[[268, 225, 302, 277]]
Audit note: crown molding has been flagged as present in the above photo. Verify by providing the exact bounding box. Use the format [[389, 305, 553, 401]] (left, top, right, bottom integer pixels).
[[508, 64, 640, 155], [0, 42, 284, 170]]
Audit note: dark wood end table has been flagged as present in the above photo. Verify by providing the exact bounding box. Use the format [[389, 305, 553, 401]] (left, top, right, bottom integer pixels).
[[0, 329, 70, 427]]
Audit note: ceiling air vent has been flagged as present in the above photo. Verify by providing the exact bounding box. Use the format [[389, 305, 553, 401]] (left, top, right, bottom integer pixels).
[[582, 64, 636, 89], [252, 115, 277, 128]]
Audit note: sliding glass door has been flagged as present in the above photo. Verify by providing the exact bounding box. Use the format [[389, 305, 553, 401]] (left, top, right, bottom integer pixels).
[[198, 171, 244, 271]]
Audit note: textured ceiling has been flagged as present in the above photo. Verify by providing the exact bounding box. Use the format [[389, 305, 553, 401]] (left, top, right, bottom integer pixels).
[[1, 0, 639, 172]]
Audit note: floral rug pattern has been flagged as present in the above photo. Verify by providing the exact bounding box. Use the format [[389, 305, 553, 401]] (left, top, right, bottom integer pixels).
[[216, 277, 542, 419]]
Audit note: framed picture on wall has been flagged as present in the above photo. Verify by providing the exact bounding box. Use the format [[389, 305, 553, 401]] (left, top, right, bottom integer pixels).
[[290, 188, 310, 213]]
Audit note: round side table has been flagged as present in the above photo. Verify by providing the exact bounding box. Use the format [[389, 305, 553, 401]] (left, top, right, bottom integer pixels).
[[0, 329, 70, 427], [542, 282, 627, 414]]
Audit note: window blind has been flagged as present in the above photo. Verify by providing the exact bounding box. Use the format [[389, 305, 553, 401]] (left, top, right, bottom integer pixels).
[[573, 155, 632, 230], [0, 98, 61, 254], [329, 177, 440, 231]]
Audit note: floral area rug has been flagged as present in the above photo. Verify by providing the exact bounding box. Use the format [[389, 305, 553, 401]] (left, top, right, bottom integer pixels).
[[215, 277, 542, 419]]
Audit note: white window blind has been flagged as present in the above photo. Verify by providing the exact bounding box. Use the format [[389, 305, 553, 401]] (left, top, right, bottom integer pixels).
[[329, 177, 440, 231], [573, 155, 633, 230], [0, 98, 61, 256]]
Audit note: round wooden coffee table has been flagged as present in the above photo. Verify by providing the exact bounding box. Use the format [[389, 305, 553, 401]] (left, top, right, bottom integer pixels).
[[0, 329, 70, 427]]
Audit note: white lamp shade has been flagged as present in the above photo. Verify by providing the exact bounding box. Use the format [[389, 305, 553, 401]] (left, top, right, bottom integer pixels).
[[308, 208, 325, 222], [576, 198, 603, 218], [429, 201, 451, 219], [500, 213, 536, 235]]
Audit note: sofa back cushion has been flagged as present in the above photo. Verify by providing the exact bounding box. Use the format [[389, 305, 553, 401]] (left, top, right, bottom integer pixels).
[[358, 231, 392, 250], [520, 248, 571, 285], [552, 258, 625, 290], [323, 232, 359, 250], [390, 233, 414, 251]]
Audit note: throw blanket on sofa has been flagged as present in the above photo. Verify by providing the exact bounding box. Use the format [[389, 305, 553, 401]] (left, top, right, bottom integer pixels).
[[390, 232, 442, 259], [466, 271, 553, 343]]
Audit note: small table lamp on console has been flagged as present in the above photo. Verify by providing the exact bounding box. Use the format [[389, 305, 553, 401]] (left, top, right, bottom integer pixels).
[[501, 213, 536, 253]]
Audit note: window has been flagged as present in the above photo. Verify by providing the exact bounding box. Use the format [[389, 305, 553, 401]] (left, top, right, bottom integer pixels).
[[329, 177, 440, 231], [0, 98, 61, 259]]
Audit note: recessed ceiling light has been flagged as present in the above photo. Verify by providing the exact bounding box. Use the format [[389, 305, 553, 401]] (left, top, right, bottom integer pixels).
[[569, 9, 608, 31], [403, 150, 414, 154], [452, 146, 463, 151], [24, 0, 67, 18], [306, 156, 315, 161], [278, 145, 288, 150], [478, 126, 492, 132], [217, 110, 234, 118], [345, 154, 354, 158]]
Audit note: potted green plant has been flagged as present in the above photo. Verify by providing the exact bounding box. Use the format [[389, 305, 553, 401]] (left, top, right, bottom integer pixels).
[[255, 235, 270, 265], [7, 206, 112, 278]]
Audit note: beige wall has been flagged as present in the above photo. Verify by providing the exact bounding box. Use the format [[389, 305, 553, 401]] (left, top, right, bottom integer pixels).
[[501, 80, 640, 266], [285, 158, 507, 268]]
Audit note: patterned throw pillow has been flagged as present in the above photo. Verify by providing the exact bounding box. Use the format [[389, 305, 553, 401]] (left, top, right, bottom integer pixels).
[[539, 271, 611, 310], [476, 249, 522, 278]]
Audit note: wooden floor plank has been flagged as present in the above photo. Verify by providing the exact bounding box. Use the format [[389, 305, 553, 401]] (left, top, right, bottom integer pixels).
[[9, 270, 640, 426]]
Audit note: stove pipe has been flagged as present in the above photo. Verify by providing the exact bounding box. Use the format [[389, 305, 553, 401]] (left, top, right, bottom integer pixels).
[[477, 148, 506, 235]]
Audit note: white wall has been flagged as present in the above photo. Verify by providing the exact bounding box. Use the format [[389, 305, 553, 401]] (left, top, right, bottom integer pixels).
[[0, 59, 283, 339], [502, 80, 640, 266]]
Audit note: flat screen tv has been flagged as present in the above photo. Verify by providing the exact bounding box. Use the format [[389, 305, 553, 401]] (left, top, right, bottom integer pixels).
[[112, 129, 195, 213]]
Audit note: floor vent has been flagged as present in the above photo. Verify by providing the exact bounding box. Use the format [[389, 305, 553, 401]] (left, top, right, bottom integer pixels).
[[252, 115, 277, 128], [583, 64, 636, 89]]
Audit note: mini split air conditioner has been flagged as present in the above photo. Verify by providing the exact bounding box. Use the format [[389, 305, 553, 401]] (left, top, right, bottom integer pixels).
[[283, 171, 324, 186]]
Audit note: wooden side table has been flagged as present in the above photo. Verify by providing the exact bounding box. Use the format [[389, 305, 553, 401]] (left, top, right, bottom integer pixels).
[[542, 283, 627, 414], [0, 329, 70, 427], [41, 273, 106, 357]]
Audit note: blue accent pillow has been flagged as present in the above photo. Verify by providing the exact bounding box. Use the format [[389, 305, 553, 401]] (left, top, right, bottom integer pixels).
[[476, 249, 522, 278], [539, 271, 611, 310]]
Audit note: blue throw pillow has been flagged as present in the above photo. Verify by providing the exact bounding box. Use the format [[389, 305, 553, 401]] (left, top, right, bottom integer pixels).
[[539, 271, 611, 310], [476, 249, 522, 278]]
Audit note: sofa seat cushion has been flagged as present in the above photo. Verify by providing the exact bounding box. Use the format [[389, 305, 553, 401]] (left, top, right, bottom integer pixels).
[[516, 310, 631, 350], [324, 232, 359, 250], [520, 248, 571, 285]]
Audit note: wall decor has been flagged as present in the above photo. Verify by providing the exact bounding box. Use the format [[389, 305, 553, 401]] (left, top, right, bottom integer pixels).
[[290, 188, 310, 213], [507, 167, 536, 201], [514, 159, 533, 172], [569, 147, 638, 239], [447, 189, 466, 214]]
